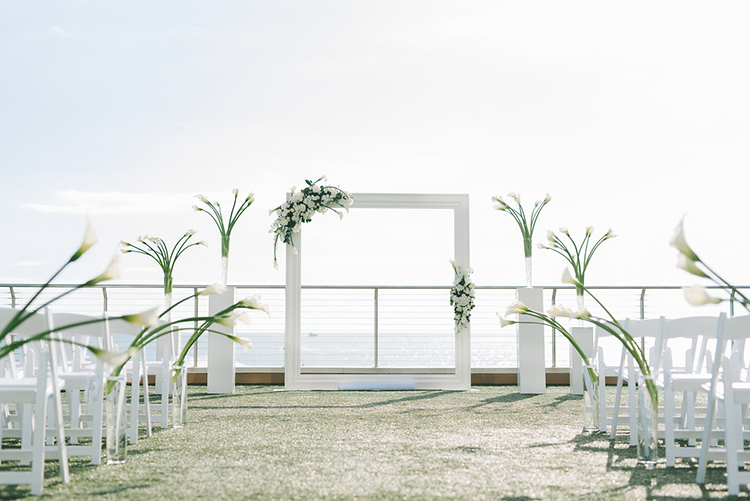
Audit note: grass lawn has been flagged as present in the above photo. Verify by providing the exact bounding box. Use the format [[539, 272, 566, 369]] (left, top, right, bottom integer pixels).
[[0, 385, 742, 499]]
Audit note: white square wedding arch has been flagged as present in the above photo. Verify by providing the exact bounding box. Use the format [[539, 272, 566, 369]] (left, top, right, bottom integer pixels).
[[284, 193, 471, 390]]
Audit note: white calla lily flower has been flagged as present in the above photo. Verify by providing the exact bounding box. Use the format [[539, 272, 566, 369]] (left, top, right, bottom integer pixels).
[[670, 218, 700, 262], [683, 285, 722, 306]]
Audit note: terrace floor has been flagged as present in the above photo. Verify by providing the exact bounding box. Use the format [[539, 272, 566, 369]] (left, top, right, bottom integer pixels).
[[0, 385, 744, 500]]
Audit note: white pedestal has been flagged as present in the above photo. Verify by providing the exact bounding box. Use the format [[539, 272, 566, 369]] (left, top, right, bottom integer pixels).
[[569, 326, 594, 395], [208, 287, 236, 394], [516, 287, 545, 394]]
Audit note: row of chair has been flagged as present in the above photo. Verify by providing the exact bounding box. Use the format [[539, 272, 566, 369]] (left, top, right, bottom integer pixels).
[[589, 313, 750, 494], [0, 307, 174, 495]]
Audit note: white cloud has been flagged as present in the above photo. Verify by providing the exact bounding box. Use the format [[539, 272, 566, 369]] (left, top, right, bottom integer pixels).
[[14, 261, 43, 267], [21, 190, 200, 216]]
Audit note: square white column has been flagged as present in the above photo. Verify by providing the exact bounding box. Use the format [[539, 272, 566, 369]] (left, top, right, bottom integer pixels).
[[516, 287, 545, 394], [208, 287, 236, 394]]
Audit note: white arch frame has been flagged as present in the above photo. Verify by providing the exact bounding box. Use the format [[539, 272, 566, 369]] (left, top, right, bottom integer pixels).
[[284, 193, 471, 390]]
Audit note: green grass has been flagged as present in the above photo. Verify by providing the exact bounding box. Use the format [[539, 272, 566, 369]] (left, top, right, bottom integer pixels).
[[0, 385, 743, 499]]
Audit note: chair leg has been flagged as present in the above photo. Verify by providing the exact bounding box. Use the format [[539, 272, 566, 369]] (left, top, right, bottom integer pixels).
[[665, 381, 677, 467], [628, 374, 638, 446], [725, 390, 743, 496], [142, 353, 152, 436]]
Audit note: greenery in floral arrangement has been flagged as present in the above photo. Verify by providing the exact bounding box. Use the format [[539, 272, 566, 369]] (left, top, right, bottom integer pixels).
[[538, 226, 616, 298], [492, 192, 551, 260], [449, 260, 475, 333], [270, 175, 353, 268], [106, 284, 270, 392], [193, 189, 255, 260], [0, 219, 161, 362], [671, 217, 750, 312], [120, 231, 206, 295]]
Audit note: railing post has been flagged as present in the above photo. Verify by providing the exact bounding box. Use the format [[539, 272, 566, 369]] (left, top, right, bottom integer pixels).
[[550, 288, 557, 368], [9, 286, 15, 309], [639, 288, 646, 320], [730, 289, 736, 317], [102, 286, 108, 313], [374, 287, 379, 368], [193, 287, 199, 367]]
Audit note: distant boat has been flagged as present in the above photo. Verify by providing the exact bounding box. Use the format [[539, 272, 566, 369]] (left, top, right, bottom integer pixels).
[[307, 332, 317, 337]]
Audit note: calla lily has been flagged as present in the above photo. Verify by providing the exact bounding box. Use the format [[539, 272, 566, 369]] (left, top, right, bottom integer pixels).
[[226, 334, 253, 351], [683, 285, 722, 306], [585, 226, 594, 236], [217, 310, 251, 328], [507, 192, 521, 204], [87, 254, 120, 285], [199, 283, 229, 296], [496, 313, 515, 328], [70, 218, 98, 262], [670, 218, 700, 262], [122, 306, 160, 327], [546, 304, 572, 318], [570, 307, 591, 319], [239, 295, 271, 315], [92, 346, 139, 367], [677, 254, 709, 278], [561, 268, 580, 286], [505, 300, 529, 316]]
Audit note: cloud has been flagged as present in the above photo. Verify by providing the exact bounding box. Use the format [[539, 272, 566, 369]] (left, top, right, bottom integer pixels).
[[21, 190, 198, 216], [14, 261, 43, 267]]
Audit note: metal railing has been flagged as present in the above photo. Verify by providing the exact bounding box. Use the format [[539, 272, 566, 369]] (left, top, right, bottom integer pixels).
[[2, 283, 746, 370]]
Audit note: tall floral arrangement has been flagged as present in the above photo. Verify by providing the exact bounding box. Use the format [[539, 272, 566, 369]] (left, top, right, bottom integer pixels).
[[671, 218, 750, 312], [270, 176, 353, 268], [120, 231, 205, 301], [449, 260, 475, 333], [193, 189, 255, 285], [492, 192, 551, 287], [539, 226, 615, 307]]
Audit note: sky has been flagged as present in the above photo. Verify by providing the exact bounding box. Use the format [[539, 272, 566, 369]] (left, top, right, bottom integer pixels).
[[1, 1, 749, 289]]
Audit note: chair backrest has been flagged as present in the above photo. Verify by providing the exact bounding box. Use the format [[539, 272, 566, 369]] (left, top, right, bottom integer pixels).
[[657, 316, 721, 375], [0, 307, 50, 378], [48, 311, 107, 371]]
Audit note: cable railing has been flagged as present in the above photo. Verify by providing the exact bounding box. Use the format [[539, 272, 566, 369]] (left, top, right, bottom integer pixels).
[[1, 283, 745, 372]]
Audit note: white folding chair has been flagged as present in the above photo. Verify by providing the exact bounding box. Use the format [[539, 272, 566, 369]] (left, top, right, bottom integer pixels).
[[594, 320, 630, 434], [106, 317, 158, 444], [696, 314, 750, 487], [718, 352, 750, 495], [0, 307, 70, 494], [657, 315, 720, 466], [608, 317, 664, 445], [48, 311, 108, 465]]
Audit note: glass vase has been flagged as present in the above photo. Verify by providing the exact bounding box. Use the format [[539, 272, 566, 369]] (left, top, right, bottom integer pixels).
[[221, 255, 229, 286], [582, 365, 600, 432], [637, 375, 659, 466], [524, 256, 532, 288], [170, 365, 188, 429], [221, 235, 230, 285], [106, 376, 127, 465]]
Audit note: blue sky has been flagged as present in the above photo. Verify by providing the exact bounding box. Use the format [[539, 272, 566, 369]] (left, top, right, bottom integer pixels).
[[1, 1, 749, 288]]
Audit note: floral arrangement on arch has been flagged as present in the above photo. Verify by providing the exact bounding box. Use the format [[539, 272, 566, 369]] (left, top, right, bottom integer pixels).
[[450, 260, 475, 333], [270, 176, 353, 268]]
